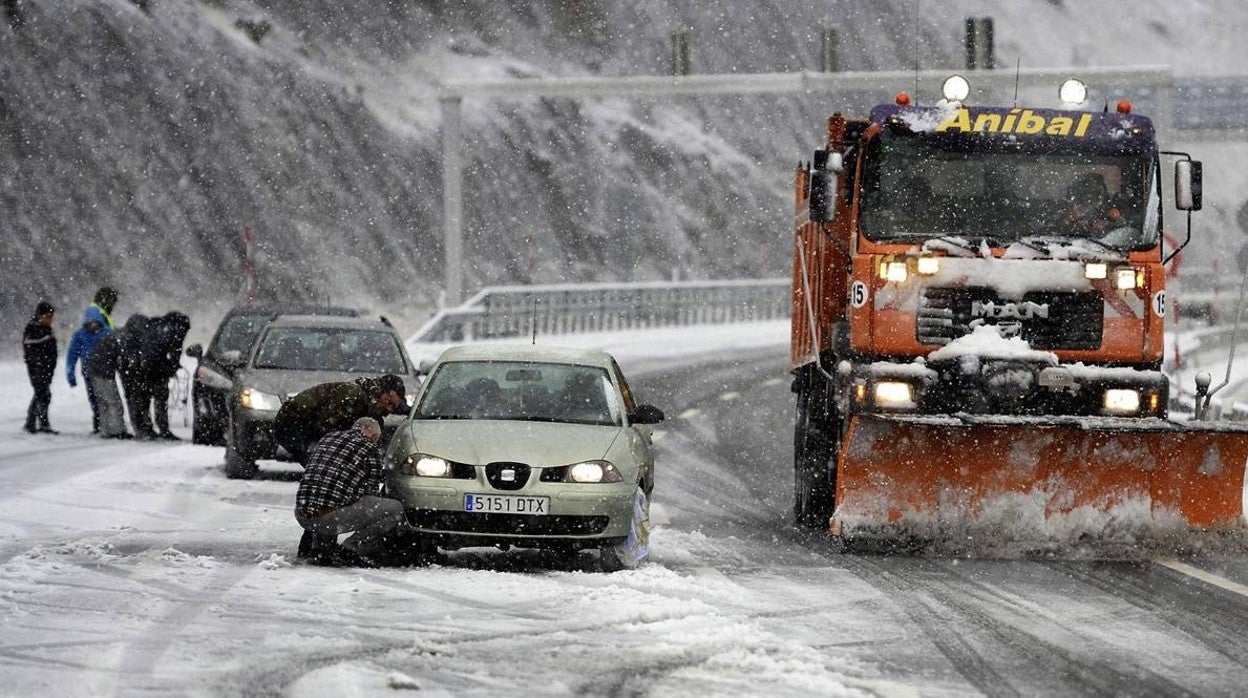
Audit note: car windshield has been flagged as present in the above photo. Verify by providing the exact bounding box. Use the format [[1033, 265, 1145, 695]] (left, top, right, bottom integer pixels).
[[859, 135, 1158, 251], [416, 360, 623, 427], [253, 328, 406, 373], [211, 313, 269, 356]]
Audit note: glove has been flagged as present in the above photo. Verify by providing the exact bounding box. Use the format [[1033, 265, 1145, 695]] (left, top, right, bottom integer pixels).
[[67, 373, 77, 388]]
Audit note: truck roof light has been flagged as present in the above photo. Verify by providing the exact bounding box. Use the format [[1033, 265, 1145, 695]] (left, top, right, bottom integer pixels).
[[1116, 99, 1133, 114], [941, 75, 970, 102], [895, 91, 912, 106], [1060, 78, 1087, 106]]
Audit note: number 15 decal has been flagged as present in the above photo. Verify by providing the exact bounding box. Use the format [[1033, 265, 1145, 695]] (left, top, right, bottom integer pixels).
[[851, 281, 869, 308], [1152, 290, 1167, 318]]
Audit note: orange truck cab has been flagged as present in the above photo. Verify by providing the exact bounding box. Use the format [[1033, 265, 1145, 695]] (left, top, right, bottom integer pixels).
[[787, 84, 1226, 537]]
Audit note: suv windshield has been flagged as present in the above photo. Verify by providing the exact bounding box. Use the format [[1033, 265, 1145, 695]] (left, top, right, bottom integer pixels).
[[211, 313, 270, 356], [253, 328, 406, 373], [416, 360, 623, 426], [859, 135, 1157, 250]]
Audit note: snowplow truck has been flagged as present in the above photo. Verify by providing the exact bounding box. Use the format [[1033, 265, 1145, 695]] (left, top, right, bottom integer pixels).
[[791, 80, 1248, 545]]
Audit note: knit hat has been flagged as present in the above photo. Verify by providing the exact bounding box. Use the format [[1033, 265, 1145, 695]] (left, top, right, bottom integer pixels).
[[34, 301, 55, 318]]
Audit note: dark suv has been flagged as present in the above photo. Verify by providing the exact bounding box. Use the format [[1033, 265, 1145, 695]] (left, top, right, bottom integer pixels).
[[210, 314, 420, 479], [185, 305, 361, 445]]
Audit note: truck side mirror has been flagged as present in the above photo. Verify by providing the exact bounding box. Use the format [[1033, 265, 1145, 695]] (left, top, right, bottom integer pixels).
[[1175, 159, 1202, 211], [809, 149, 839, 222]]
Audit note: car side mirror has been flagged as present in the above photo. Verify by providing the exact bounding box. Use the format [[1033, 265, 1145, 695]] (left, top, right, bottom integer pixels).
[[219, 349, 245, 368], [630, 404, 665, 425], [1175, 159, 1202, 211], [185, 344, 203, 359]]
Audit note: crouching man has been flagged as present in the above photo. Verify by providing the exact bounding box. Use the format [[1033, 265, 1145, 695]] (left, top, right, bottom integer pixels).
[[295, 417, 407, 567]]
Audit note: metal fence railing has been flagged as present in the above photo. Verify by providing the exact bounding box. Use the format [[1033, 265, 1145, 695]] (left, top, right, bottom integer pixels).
[[409, 278, 791, 344]]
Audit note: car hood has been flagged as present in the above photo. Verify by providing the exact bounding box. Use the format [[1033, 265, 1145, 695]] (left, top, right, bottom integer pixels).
[[405, 419, 624, 466], [236, 368, 370, 399]]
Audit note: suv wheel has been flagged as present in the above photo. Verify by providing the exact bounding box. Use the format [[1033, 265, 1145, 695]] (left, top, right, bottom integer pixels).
[[224, 446, 258, 480]]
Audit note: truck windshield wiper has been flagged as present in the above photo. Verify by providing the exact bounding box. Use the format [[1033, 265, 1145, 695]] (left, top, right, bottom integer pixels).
[[925, 235, 978, 255]]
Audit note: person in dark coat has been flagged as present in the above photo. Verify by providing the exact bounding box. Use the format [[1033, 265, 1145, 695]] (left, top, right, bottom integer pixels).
[[85, 326, 131, 439], [65, 304, 112, 433], [118, 312, 191, 440], [22, 301, 58, 434], [273, 374, 406, 464]]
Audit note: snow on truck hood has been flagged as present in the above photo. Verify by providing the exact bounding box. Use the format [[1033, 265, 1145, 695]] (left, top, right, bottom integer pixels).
[[405, 419, 623, 466]]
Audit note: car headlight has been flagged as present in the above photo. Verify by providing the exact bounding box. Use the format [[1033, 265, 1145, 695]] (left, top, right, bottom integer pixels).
[[873, 381, 916, 409], [567, 460, 623, 484], [404, 454, 452, 478], [239, 387, 282, 411], [1103, 389, 1141, 415]]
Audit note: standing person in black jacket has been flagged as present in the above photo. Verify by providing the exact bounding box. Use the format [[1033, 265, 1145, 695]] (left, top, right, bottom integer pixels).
[[144, 312, 191, 440], [117, 312, 191, 440], [22, 301, 58, 434]]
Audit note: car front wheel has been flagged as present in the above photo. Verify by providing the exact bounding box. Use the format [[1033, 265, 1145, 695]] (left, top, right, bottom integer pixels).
[[224, 446, 258, 480]]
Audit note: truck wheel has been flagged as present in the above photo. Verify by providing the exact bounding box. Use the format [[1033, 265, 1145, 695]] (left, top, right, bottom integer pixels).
[[224, 446, 258, 480], [794, 385, 837, 529]]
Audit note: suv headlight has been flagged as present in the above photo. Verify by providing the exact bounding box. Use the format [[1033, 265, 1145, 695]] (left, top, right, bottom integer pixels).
[[239, 387, 282, 411]]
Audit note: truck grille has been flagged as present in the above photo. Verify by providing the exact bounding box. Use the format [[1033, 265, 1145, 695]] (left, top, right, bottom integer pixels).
[[917, 287, 1103, 350]]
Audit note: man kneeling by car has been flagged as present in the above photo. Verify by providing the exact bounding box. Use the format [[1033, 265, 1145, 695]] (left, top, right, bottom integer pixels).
[[295, 417, 410, 567]]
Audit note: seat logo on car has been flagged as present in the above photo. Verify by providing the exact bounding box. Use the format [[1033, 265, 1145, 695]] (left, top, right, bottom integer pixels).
[[500, 468, 516, 482], [970, 300, 1050, 320]]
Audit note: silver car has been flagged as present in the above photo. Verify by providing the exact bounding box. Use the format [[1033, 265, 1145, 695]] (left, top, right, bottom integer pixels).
[[221, 314, 419, 478], [385, 344, 664, 569]]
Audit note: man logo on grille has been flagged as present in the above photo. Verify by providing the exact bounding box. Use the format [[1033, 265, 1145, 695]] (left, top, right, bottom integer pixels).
[[970, 300, 1050, 320]]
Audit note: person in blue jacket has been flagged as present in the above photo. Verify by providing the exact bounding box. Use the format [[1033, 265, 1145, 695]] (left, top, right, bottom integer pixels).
[[66, 304, 112, 434]]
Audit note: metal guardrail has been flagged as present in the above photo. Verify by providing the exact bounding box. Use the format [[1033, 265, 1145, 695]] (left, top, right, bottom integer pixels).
[[410, 279, 791, 344]]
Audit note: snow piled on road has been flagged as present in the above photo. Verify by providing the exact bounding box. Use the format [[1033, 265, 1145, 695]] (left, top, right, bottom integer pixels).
[[0, 321, 884, 697]]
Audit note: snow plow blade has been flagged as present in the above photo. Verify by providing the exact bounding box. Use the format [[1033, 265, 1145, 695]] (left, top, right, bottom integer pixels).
[[832, 415, 1248, 544]]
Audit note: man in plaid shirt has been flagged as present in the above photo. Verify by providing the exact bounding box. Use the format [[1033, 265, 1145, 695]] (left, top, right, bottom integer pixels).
[[295, 417, 406, 566]]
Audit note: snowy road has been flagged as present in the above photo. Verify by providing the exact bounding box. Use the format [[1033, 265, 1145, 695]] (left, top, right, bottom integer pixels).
[[6, 328, 1248, 696]]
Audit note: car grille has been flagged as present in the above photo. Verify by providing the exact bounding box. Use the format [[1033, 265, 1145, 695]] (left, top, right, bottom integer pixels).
[[485, 462, 530, 490], [917, 287, 1103, 350], [408, 511, 610, 536]]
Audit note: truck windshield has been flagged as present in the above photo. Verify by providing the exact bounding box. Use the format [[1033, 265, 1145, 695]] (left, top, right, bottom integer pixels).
[[859, 135, 1157, 251]]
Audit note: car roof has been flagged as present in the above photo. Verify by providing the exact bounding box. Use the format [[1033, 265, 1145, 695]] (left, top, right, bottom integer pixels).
[[223, 305, 362, 319], [433, 344, 617, 369], [263, 315, 395, 331]]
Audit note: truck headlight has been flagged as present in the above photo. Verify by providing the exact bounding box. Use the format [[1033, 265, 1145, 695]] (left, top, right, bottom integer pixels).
[[239, 387, 282, 411], [874, 381, 915, 409], [916, 256, 940, 275], [1103, 389, 1141, 415], [1115, 268, 1138, 290], [882, 261, 908, 283], [1085, 262, 1108, 280]]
